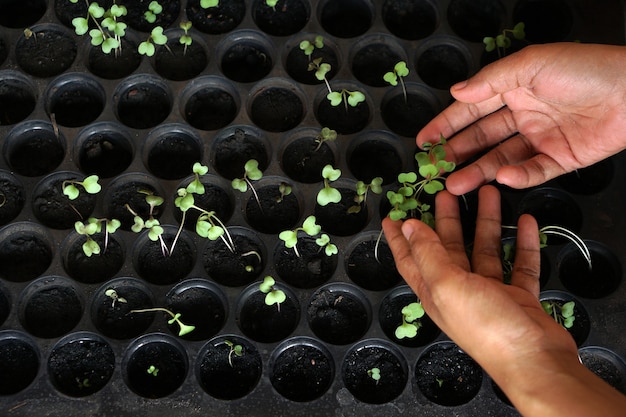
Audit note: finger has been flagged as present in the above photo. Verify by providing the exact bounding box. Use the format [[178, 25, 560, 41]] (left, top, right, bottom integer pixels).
[[382, 218, 424, 292], [496, 153, 568, 189], [510, 214, 541, 298], [434, 191, 470, 270], [471, 185, 503, 281]]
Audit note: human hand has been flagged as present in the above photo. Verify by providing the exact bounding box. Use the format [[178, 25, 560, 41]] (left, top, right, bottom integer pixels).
[[417, 43, 626, 195]]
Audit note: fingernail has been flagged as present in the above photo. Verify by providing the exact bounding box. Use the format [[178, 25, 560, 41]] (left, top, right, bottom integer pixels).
[[401, 221, 414, 240], [452, 80, 468, 90]]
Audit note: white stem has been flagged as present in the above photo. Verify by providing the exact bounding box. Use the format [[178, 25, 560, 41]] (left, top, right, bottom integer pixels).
[[541, 226, 592, 270]]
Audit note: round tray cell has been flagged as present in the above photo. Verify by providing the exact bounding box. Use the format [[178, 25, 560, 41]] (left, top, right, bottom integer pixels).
[[244, 176, 302, 234], [415, 341, 483, 406], [132, 225, 196, 285], [0, 169, 26, 226], [517, 187, 583, 236], [185, 0, 246, 34], [61, 228, 125, 284], [3, 120, 66, 177], [318, 0, 374, 38], [270, 337, 334, 402], [381, 81, 441, 138], [557, 159, 614, 195], [18, 276, 83, 339], [350, 34, 406, 87], [382, 0, 438, 40], [252, 0, 310, 36], [513, 0, 573, 43], [539, 290, 590, 346], [180, 76, 240, 131], [279, 126, 337, 183], [44, 73, 106, 128], [273, 234, 338, 289], [284, 33, 340, 85], [447, 0, 506, 42], [342, 339, 408, 404], [579, 346, 626, 394], [152, 28, 209, 81], [73, 122, 134, 178], [196, 335, 262, 400], [314, 181, 370, 236], [0, 0, 46, 27], [0, 222, 53, 283], [416, 37, 472, 90], [345, 230, 402, 291], [102, 172, 166, 230], [218, 30, 274, 83], [91, 277, 156, 340], [0, 281, 10, 326], [500, 236, 552, 289], [236, 280, 300, 343], [173, 173, 235, 230], [0, 331, 40, 395], [557, 241, 621, 299], [308, 283, 372, 345], [247, 78, 306, 132], [0, 36, 7, 66], [86, 34, 143, 80], [15, 23, 77, 78], [122, 333, 188, 399], [0, 70, 37, 125], [48, 332, 115, 397], [314, 81, 371, 134], [165, 279, 228, 341], [31, 171, 97, 230], [142, 123, 204, 180], [202, 226, 267, 287], [379, 285, 441, 347], [113, 74, 173, 129], [347, 129, 407, 184], [118, 0, 180, 32], [210, 125, 271, 180]]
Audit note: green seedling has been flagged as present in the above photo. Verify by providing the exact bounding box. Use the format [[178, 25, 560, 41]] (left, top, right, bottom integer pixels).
[[367, 367, 381, 384], [308, 57, 333, 93], [144, 0, 162, 24], [104, 288, 127, 308], [327, 89, 366, 111], [147, 365, 159, 376], [179, 21, 193, 54], [129, 307, 196, 337], [436, 377, 444, 388], [317, 164, 342, 206], [224, 339, 243, 367], [259, 276, 286, 311], [395, 302, 425, 339], [299, 35, 324, 59], [386, 134, 455, 225], [232, 159, 264, 211], [383, 61, 409, 102], [76, 377, 91, 389], [483, 22, 526, 57], [276, 181, 292, 203], [74, 218, 121, 257], [71, 1, 128, 55], [265, 0, 278, 10], [138, 26, 168, 56], [316, 232, 338, 257], [348, 177, 383, 214], [279, 215, 337, 257], [62, 175, 101, 200], [200, 0, 219, 7], [126, 190, 167, 255], [541, 300, 576, 329], [314, 127, 337, 151]]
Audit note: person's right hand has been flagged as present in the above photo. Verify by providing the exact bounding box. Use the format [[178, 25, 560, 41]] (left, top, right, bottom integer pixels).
[[417, 43, 626, 195]]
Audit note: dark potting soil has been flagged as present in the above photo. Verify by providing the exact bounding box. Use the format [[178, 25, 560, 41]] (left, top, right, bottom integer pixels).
[[415, 342, 483, 406], [446, 0, 506, 42], [196, 335, 262, 400], [378, 289, 440, 347], [417, 44, 470, 90], [74, 124, 134, 178], [557, 159, 614, 195], [87, 37, 142, 80], [285, 41, 339, 85], [153, 34, 208, 81], [252, 0, 310, 36], [103, 176, 164, 230], [15, 25, 77, 77], [273, 236, 337, 289], [220, 42, 273, 83], [0, 334, 39, 395], [281, 137, 335, 184], [211, 127, 269, 180], [345, 237, 402, 291], [381, 90, 438, 138], [307, 286, 370, 345], [236, 287, 299, 343], [0, 226, 53, 282], [4, 121, 66, 177], [45, 75, 106, 128], [316, 97, 371, 135], [0, 76, 37, 125], [0, 287, 10, 326], [48, 336, 115, 397], [245, 183, 301, 234], [381, 0, 438, 40], [133, 228, 196, 285], [183, 84, 239, 131], [202, 231, 265, 286], [580, 349, 626, 394], [249, 86, 305, 132], [270, 341, 334, 402], [117, 0, 180, 32], [342, 343, 408, 404], [0, 172, 25, 225], [347, 138, 403, 184], [62, 232, 125, 284], [144, 127, 203, 180], [173, 179, 234, 229], [314, 187, 369, 236], [185, 0, 246, 34], [351, 42, 403, 87], [319, 0, 373, 38]]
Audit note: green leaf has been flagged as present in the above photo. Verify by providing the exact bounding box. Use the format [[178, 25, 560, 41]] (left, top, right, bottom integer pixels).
[[88, 3, 105, 18], [89, 29, 104, 47], [82, 175, 101, 194], [483, 37, 496, 52], [193, 162, 208, 175], [383, 71, 398, 86], [315, 233, 330, 247], [200, 0, 219, 8], [423, 180, 444, 194], [151, 26, 168, 45], [186, 179, 204, 195], [389, 209, 407, 221], [148, 224, 163, 241], [266, 0, 279, 8], [541, 301, 553, 315], [419, 164, 439, 178], [207, 225, 224, 240], [112, 21, 126, 37], [138, 40, 153, 56], [327, 91, 343, 106], [63, 184, 80, 200], [370, 177, 383, 194], [302, 215, 321, 236], [324, 243, 338, 256], [231, 178, 248, 192], [314, 35, 324, 48], [347, 91, 365, 107], [317, 187, 342, 206], [386, 191, 405, 206], [259, 276, 275, 293], [244, 159, 263, 180], [177, 322, 196, 336], [321, 164, 341, 181], [83, 239, 101, 257], [180, 21, 192, 31], [315, 63, 331, 81], [110, 4, 127, 17], [149, 1, 163, 13], [398, 172, 417, 183], [395, 322, 418, 339], [72, 17, 89, 36], [402, 302, 425, 322], [265, 289, 286, 306], [196, 219, 211, 237], [180, 34, 192, 46], [394, 61, 409, 77], [355, 181, 367, 196], [299, 40, 314, 56], [561, 301, 575, 318], [145, 11, 156, 23], [563, 316, 575, 329], [432, 145, 447, 161], [131, 216, 145, 233], [101, 37, 119, 54], [512, 22, 526, 40], [106, 219, 121, 234], [175, 192, 195, 212], [279, 230, 298, 248]]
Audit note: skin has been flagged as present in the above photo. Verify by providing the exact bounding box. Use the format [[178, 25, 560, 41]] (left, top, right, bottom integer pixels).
[[416, 43, 626, 195], [383, 43, 626, 415], [382, 187, 626, 416]]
